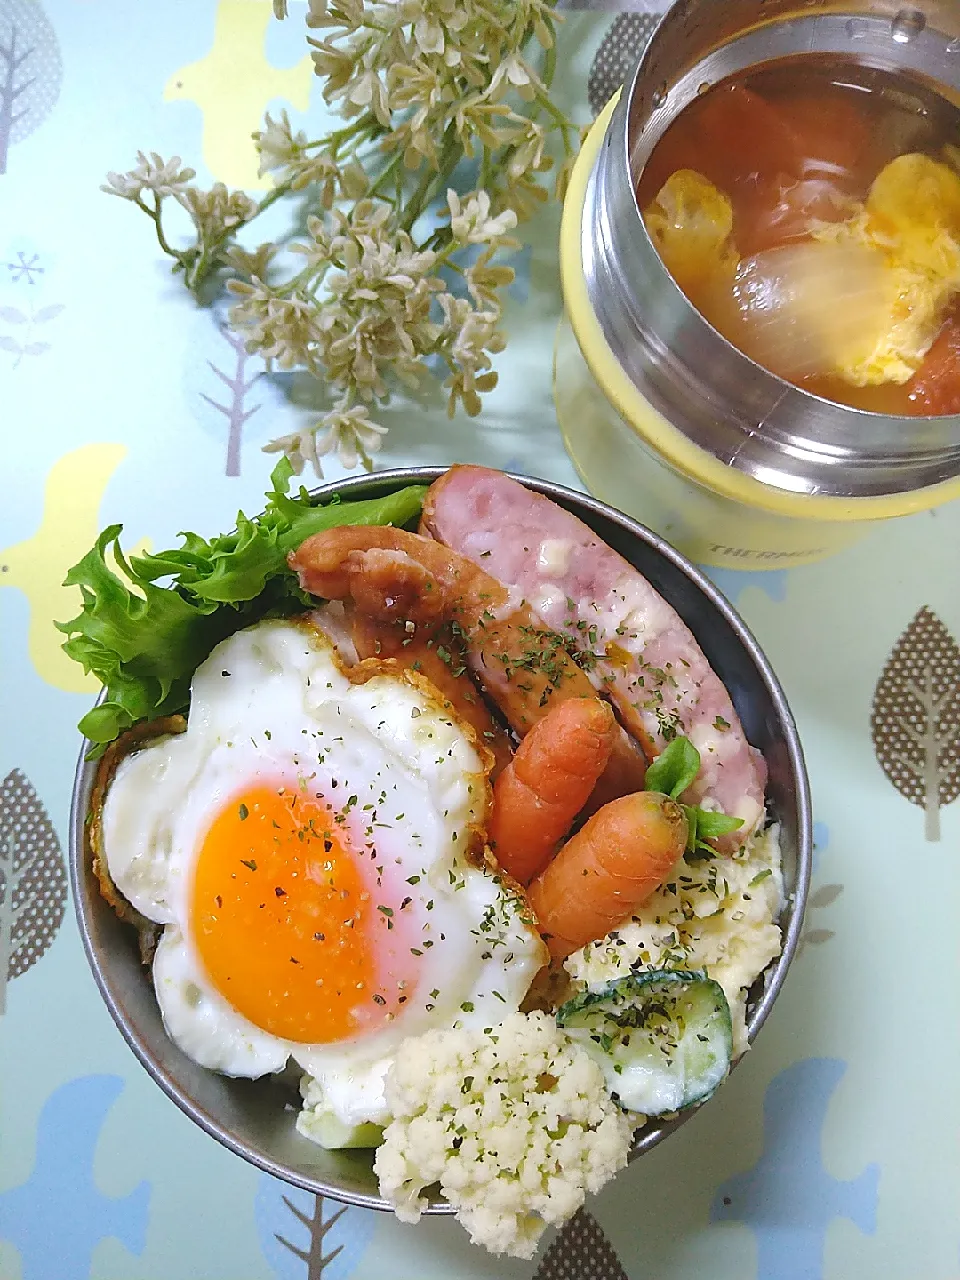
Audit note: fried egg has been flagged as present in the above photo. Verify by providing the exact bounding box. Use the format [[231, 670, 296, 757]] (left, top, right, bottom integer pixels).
[[100, 619, 546, 1126]]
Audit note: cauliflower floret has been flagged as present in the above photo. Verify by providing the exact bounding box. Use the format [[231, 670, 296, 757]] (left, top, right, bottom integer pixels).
[[373, 1011, 634, 1259]]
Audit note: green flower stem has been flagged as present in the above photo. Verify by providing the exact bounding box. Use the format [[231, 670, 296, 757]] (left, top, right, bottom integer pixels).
[[398, 163, 441, 236], [479, 143, 493, 192], [277, 262, 327, 297], [255, 177, 296, 216], [326, 112, 380, 160], [186, 244, 214, 291], [420, 224, 451, 253], [536, 91, 576, 151], [507, 29, 560, 138], [137, 194, 188, 268], [398, 122, 460, 234], [541, 34, 558, 93], [367, 148, 406, 200], [394, 151, 404, 205]]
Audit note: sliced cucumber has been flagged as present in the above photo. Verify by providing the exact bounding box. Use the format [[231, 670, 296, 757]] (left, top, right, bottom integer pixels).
[[557, 970, 732, 1116]]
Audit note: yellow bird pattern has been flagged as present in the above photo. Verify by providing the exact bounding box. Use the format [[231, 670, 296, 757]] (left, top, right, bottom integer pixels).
[[165, 0, 313, 190], [0, 445, 148, 694]]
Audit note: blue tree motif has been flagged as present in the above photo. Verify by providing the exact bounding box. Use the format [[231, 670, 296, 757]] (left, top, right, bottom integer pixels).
[[0, 1075, 150, 1280], [711, 1058, 879, 1280], [255, 1174, 376, 1280], [811, 821, 831, 872], [0, 0, 62, 176], [183, 304, 291, 478], [198, 324, 263, 478], [705, 566, 790, 607]]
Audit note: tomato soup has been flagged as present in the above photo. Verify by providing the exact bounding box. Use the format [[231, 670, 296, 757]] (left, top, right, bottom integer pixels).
[[637, 56, 960, 416]]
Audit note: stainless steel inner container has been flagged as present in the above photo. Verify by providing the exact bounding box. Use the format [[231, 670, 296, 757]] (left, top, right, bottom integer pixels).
[[585, 0, 960, 498]]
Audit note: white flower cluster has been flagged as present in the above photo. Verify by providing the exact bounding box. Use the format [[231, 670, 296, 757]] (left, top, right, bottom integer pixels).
[[228, 190, 515, 471], [306, 0, 568, 218], [103, 152, 196, 201], [374, 1011, 634, 1259], [264, 405, 388, 474], [179, 184, 258, 233], [253, 111, 370, 201], [447, 190, 518, 245], [103, 157, 258, 290], [102, 0, 578, 473]]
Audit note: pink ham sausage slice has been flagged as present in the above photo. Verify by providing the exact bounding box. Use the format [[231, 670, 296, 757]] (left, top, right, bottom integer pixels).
[[421, 466, 767, 843]]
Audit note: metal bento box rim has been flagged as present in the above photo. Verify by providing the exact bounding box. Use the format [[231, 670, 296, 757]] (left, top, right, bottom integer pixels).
[[68, 466, 813, 1211]]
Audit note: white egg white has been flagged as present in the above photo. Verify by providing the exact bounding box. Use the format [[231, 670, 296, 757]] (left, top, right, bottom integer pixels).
[[101, 619, 546, 1126]]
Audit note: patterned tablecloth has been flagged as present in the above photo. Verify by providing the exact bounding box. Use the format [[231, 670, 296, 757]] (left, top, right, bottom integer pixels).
[[1, 3, 959, 1278]]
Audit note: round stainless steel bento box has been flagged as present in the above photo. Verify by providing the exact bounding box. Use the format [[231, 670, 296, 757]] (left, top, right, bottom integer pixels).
[[557, 0, 960, 568], [69, 469, 813, 1211]]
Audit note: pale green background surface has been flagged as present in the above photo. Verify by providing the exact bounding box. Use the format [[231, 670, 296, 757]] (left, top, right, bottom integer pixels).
[[1, 4, 958, 1278]]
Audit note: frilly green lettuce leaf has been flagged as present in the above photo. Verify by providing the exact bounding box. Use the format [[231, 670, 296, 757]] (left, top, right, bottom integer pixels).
[[58, 463, 428, 753]]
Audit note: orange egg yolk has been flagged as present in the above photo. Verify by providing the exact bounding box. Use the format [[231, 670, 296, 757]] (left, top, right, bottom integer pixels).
[[192, 783, 395, 1044]]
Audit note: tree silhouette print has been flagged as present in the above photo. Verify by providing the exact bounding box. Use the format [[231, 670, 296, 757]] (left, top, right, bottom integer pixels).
[[534, 1209, 627, 1280], [587, 12, 660, 117], [797, 882, 843, 956], [254, 1176, 375, 1280], [871, 606, 960, 841], [0, 0, 62, 176], [200, 324, 262, 476], [0, 299, 63, 364], [276, 1194, 348, 1278], [0, 768, 67, 1015]]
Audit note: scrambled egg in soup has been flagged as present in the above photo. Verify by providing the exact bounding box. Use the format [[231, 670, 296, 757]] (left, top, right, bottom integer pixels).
[[810, 154, 960, 386]]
